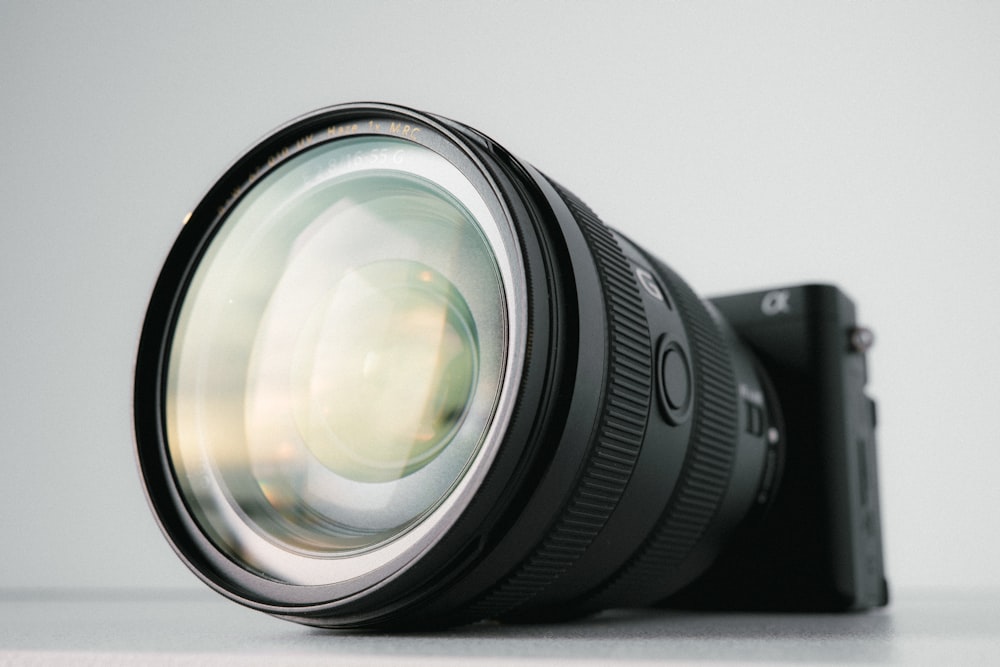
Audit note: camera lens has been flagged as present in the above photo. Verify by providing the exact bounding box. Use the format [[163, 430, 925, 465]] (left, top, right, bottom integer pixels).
[[135, 103, 782, 627], [157, 134, 520, 579]]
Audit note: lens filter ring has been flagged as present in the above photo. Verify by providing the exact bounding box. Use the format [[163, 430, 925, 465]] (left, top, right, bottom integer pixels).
[[137, 105, 532, 606]]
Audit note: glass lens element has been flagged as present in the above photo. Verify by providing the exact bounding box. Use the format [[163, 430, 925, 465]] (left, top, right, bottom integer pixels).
[[165, 136, 508, 576], [290, 259, 479, 484]]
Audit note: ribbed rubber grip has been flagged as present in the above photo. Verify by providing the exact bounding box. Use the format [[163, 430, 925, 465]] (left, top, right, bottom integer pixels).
[[463, 181, 653, 619], [585, 258, 739, 606]]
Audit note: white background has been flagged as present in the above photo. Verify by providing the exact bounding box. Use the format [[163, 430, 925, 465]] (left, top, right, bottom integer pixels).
[[2, 1, 998, 594]]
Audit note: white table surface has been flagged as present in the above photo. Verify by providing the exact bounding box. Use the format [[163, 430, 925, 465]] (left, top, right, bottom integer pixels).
[[1, 587, 996, 665]]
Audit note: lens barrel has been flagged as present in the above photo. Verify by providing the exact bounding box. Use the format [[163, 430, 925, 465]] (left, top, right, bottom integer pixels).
[[135, 103, 782, 628]]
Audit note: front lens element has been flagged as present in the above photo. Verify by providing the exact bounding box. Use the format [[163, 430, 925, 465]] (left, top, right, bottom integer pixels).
[[291, 259, 478, 484], [165, 136, 509, 578]]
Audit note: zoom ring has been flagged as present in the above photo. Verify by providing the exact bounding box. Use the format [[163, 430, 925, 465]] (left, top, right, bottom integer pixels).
[[585, 259, 740, 607], [463, 181, 653, 620]]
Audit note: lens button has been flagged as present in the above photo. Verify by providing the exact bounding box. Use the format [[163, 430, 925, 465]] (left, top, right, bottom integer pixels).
[[657, 340, 692, 425], [662, 349, 689, 409]]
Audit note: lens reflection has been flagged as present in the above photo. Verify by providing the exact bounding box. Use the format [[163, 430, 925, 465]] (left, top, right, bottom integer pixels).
[[291, 260, 479, 483], [165, 136, 508, 572]]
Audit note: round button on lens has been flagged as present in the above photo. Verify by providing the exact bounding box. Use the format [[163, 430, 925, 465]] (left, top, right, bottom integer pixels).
[[658, 340, 692, 425], [662, 349, 689, 409]]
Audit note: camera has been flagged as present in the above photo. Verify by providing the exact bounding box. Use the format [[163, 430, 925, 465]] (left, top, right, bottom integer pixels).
[[134, 102, 888, 629]]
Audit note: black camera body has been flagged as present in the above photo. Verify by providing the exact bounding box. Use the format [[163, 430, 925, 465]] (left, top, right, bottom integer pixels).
[[667, 283, 887, 611]]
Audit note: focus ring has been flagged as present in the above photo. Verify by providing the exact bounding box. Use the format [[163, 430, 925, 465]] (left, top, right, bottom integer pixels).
[[585, 259, 739, 607], [463, 181, 652, 619]]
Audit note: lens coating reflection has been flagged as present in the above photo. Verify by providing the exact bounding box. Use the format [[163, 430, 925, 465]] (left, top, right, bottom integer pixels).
[[165, 137, 508, 576], [290, 259, 479, 484]]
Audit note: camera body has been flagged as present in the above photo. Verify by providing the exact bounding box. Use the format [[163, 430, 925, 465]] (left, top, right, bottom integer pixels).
[[666, 284, 888, 611]]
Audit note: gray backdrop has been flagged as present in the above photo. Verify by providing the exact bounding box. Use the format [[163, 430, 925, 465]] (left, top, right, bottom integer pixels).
[[2, 1, 998, 592]]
